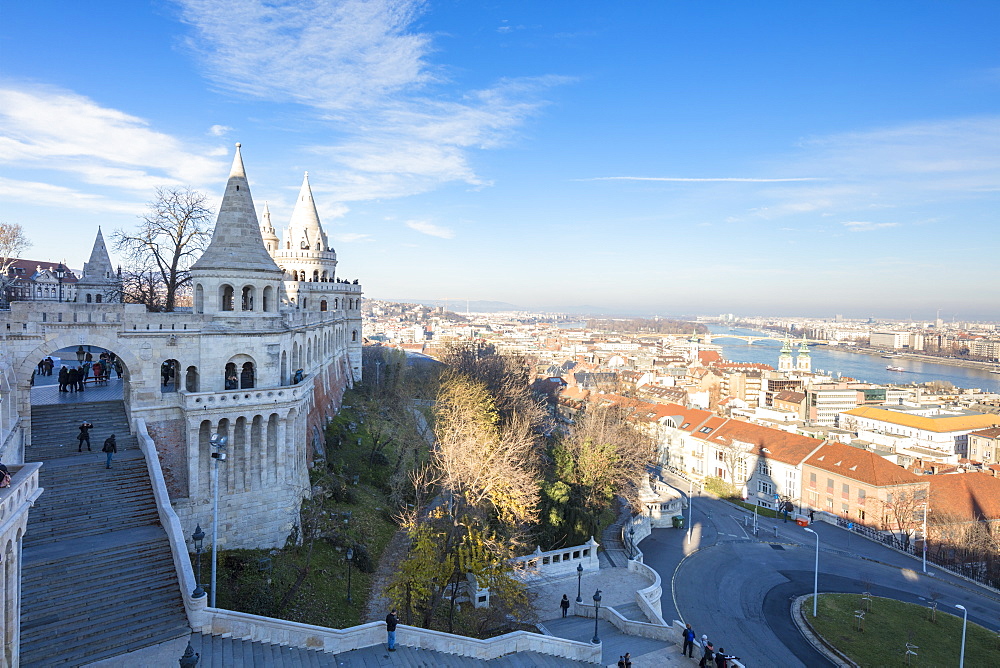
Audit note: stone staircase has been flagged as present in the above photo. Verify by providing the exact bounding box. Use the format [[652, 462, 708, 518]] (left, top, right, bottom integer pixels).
[[21, 400, 189, 667], [27, 400, 137, 459]]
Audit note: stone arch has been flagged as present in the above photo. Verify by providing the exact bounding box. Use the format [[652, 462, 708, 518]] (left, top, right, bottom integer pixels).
[[266, 413, 279, 484], [160, 359, 179, 393], [251, 414, 264, 488], [352, 329, 358, 342], [220, 284, 235, 311], [262, 285, 273, 312], [241, 285, 255, 311], [240, 361, 255, 389], [185, 365, 199, 392]]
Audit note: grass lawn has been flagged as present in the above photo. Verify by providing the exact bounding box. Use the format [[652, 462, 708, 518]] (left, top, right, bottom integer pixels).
[[806, 593, 999, 667]]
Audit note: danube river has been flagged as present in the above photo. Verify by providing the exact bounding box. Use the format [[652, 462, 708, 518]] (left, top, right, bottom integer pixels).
[[708, 326, 1000, 394]]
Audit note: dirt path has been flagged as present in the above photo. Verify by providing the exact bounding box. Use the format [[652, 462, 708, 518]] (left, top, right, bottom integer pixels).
[[361, 526, 411, 622]]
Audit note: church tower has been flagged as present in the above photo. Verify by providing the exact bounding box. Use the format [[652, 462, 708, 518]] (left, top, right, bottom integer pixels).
[[190, 143, 285, 316], [796, 336, 812, 372], [75, 227, 121, 303], [778, 338, 794, 372]]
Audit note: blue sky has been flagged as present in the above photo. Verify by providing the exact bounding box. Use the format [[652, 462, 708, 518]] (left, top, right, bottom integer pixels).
[[2, 1, 999, 319]]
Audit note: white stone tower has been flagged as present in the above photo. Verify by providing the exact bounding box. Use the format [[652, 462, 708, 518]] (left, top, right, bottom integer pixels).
[[796, 336, 812, 372], [777, 338, 794, 372], [190, 143, 285, 317], [75, 227, 121, 303]]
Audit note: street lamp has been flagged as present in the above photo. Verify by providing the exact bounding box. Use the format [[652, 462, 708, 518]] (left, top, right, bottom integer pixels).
[[209, 433, 228, 607], [687, 479, 693, 544], [576, 563, 583, 603], [921, 503, 928, 574], [55, 263, 65, 303], [346, 546, 355, 604], [591, 589, 602, 645], [955, 604, 968, 668], [628, 526, 635, 560], [803, 527, 819, 617], [191, 525, 206, 598]]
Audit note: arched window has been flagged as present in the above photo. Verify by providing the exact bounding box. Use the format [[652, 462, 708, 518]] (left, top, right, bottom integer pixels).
[[313, 270, 319, 282], [220, 285, 235, 311], [95, 294, 102, 303], [86, 293, 92, 303], [241, 286, 254, 311], [240, 362, 255, 389], [280, 350, 288, 386], [320, 300, 328, 312], [185, 366, 199, 392], [352, 330, 358, 342], [263, 285, 273, 312], [301, 298, 307, 310], [224, 362, 238, 390], [334, 298, 339, 309], [161, 359, 179, 393], [195, 284, 204, 313]]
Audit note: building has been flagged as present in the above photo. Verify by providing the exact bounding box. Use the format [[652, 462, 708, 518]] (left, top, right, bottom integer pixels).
[[2, 258, 80, 303], [870, 330, 912, 349], [1, 143, 364, 550], [966, 427, 1000, 465]]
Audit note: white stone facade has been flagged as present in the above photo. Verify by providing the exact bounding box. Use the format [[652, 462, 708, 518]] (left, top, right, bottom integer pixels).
[[0, 144, 364, 549]]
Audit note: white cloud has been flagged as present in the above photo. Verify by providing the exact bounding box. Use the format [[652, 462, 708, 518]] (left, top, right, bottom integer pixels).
[[841, 221, 901, 232], [0, 85, 227, 199], [175, 0, 564, 200], [0, 176, 141, 214], [208, 124, 232, 136], [332, 232, 373, 243], [406, 219, 454, 239]]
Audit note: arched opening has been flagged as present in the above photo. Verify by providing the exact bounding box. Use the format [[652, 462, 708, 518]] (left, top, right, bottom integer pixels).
[[240, 361, 255, 389], [195, 284, 204, 313], [161, 359, 179, 393], [220, 285, 235, 311], [86, 293, 92, 303], [352, 329, 358, 342], [334, 298, 339, 309], [313, 270, 319, 282], [185, 365, 199, 392], [95, 294, 102, 303], [301, 298, 307, 310], [241, 285, 255, 311], [280, 350, 288, 386], [320, 300, 328, 312], [263, 285, 273, 312], [224, 362, 238, 390]]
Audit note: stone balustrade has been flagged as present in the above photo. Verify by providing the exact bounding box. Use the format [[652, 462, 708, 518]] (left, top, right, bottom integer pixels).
[[181, 382, 307, 411], [512, 537, 600, 580]]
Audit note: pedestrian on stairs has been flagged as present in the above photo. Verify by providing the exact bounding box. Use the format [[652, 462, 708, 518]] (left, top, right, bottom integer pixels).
[[78, 421, 93, 452], [560, 594, 570, 617], [682, 623, 696, 657], [102, 435, 117, 469], [385, 609, 398, 652]]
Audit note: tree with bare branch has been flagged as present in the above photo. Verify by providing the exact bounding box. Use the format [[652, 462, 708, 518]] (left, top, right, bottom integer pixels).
[[0, 222, 31, 304], [113, 187, 213, 311]]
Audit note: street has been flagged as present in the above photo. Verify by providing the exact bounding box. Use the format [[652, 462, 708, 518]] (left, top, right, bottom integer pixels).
[[641, 472, 1000, 666]]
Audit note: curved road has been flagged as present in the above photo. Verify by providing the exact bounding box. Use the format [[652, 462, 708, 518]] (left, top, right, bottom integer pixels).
[[640, 473, 1000, 666]]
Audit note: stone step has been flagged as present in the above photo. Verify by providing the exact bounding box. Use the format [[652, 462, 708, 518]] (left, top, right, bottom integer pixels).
[[189, 633, 339, 668]]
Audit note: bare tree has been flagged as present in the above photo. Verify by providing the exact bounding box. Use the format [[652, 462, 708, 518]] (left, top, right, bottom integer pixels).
[[113, 187, 213, 312], [0, 222, 31, 304], [718, 438, 755, 491], [875, 487, 927, 548]]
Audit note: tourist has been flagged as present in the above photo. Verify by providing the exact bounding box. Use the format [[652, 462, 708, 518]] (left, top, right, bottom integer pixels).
[[76, 346, 86, 362], [0, 461, 10, 488], [560, 594, 570, 618], [102, 435, 117, 469], [385, 609, 399, 652], [58, 365, 69, 392], [67, 367, 79, 392], [78, 421, 93, 452], [622, 652, 632, 667], [682, 623, 696, 658], [715, 648, 739, 667], [699, 641, 714, 668]]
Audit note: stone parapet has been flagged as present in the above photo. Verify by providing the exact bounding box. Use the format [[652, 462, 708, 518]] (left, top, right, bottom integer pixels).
[[512, 537, 600, 580]]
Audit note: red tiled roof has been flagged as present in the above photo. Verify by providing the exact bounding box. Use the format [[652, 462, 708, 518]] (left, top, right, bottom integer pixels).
[[805, 442, 923, 487], [928, 472, 1000, 522]]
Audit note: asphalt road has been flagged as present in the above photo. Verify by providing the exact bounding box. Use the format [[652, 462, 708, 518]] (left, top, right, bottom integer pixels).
[[640, 472, 1000, 667]]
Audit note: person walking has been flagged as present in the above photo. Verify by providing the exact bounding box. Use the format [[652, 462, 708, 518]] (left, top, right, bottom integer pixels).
[[78, 421, 93, 452], [682, 623, 696, 658], [560, 594, 570, 618], [102, 435, 117, 469], [76, 366, 86, 392], [622, 652, 632, 667], [385, 609, 399, 652]]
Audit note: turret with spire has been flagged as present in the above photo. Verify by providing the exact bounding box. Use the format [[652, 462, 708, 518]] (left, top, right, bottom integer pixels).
[[796, 335, 812, 372], [75, 227, 122, 303], [190, 144, 284, 315], [271, 171, 338, 286], [777, 338, 794, 372], [260, 202, 279, 253]]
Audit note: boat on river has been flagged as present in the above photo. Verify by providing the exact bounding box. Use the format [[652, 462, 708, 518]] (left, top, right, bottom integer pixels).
[[886, 365, 905, 372]]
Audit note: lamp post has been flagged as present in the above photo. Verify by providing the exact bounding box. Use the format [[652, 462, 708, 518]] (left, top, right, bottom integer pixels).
[[628, 526, 635, 559], [191, 525, 206, 598], [591, 589, 602, 645], [55, 263, 65, 303], [576, 563, 583, 603], [955, 604, 968, 668], [346, 546, 354, 604], [803, 527, 819, 617], [178, 642, 200, 667], [921, 503, 928, 574], [686, 479, 693, 544], [209, 433, 228, 607]]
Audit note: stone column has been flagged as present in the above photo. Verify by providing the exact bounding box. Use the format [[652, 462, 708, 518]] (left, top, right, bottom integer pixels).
[[241, 417, 252, 492], [275, 418, 288, 483]]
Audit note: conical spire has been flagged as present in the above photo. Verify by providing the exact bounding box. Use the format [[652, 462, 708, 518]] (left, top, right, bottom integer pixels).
[[286, 172, 329, 252], [191, 143, 282, 275], [84, 227, 114, 278]]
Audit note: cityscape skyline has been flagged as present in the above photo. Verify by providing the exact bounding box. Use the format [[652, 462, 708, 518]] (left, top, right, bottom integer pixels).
[[2, 1, 999, 318]]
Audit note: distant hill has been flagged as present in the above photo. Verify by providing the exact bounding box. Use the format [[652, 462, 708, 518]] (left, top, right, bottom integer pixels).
[[384, 298, 523, 313]]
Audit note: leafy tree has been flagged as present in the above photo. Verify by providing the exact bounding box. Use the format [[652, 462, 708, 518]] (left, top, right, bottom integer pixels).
[[113, 187, 212, 311]]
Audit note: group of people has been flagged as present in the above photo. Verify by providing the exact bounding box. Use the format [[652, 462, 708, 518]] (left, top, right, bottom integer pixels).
[[35, 357, 56, 376], [683, 623, 740, 667], [77, 420, 117, 468]]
